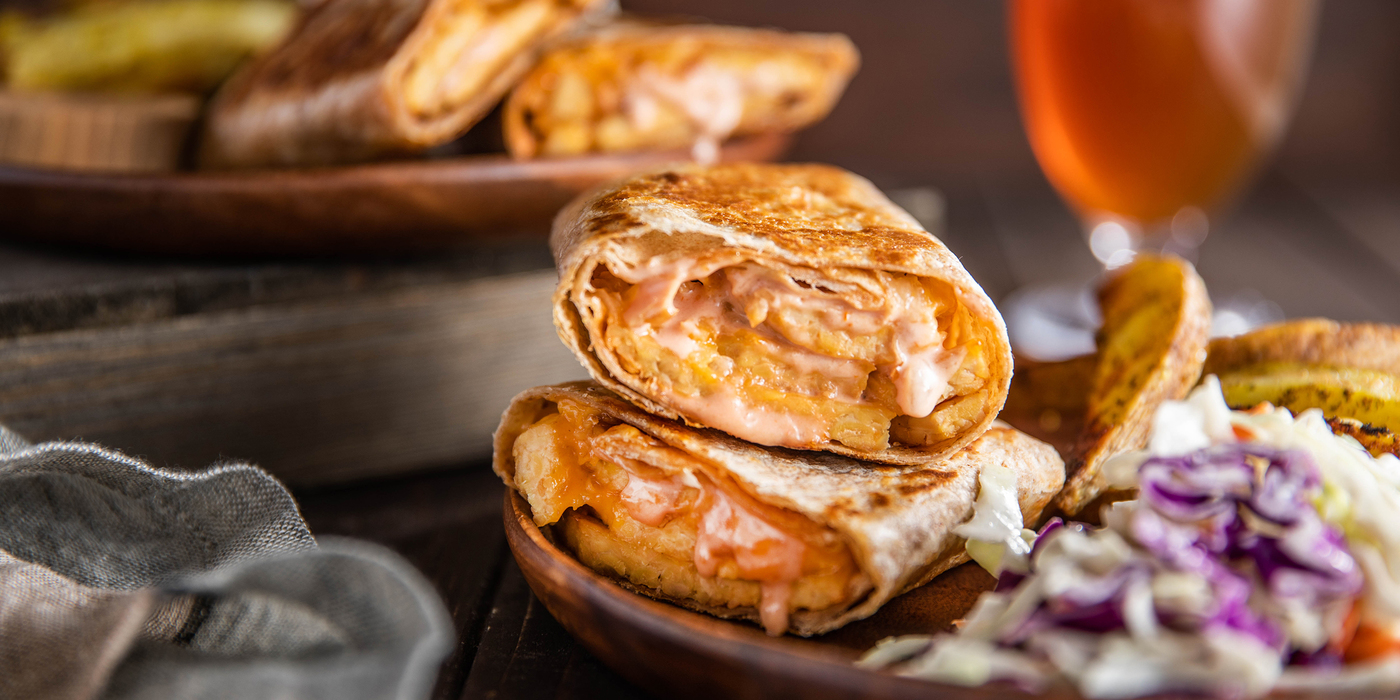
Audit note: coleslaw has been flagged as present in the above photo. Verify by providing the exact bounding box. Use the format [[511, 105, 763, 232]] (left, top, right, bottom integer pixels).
[[860, 377, 1400, 698]]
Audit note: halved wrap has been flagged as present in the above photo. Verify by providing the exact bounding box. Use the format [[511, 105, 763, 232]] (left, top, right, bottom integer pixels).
[[552, 163, 1013, 464], [201, 0, 613, 168], [494, 381, 1065, 636], [503, 21, 858, 161]]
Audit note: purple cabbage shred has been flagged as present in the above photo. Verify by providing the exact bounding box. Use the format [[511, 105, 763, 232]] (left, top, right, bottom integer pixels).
[[995, 446, 1361, 660]]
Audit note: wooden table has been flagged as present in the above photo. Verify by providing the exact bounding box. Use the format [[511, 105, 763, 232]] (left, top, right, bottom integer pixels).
[[290, 169, 1400, 699]]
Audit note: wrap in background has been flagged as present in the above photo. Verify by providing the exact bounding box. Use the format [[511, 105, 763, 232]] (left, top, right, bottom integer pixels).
[[494, 382, 1065, 636], [202, 0, 613, 168], [503, 21, 858, 161], [552, 163, 1014, 464]]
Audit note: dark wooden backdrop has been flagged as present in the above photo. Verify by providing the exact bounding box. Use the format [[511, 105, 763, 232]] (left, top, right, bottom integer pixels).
[[3, 0, 1396, 187], [622, 0, 1400, 189]]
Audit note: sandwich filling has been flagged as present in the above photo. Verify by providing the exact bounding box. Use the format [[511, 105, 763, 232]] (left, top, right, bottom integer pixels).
[[585, 256, 993, 453], [512, 397, 868, 634], [511, 29, 850, 159], [402, 0, 590, 119]]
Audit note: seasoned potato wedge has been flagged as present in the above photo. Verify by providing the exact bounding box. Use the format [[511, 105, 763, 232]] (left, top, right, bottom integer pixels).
[[1218, 365, 1400, 433], [1328, 417, 1400, 459], [3, 0, 296, 94], [1001, 353, 1095, 457], [1205, 319, 1400, 378], [1051, 255, 1212, 516], [1207, 320, 1400, 437]]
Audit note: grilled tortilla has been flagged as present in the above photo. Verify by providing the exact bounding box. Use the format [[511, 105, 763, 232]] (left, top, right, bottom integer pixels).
[[503, 21, 857, 160], [494, 381, 1065, 636], [201, 0, 613, 168], [552, 163, 1013, 464]]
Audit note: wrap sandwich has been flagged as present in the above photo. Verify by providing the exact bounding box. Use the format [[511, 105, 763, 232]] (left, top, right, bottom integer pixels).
[[495, 381, 1066, 636], [201, 0, 613, 168], [503, 21, 858, 161], [552, 163, 1014, 464]]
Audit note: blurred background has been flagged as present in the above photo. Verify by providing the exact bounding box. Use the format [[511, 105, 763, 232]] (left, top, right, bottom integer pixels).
[[638, 0, 1400, 187]]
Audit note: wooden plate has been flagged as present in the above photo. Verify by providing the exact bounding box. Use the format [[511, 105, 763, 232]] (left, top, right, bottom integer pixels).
[[0, 134, 789, 257], [503, 489, 1027, 700], [505, 491, 1374, 700]]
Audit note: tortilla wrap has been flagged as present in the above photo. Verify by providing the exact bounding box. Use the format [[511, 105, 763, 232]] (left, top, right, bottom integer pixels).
[[494, 381, 1065, 636], [503, 21, 858, 160], [551, 162, 1013, 464], [202, 0, 613, 167]]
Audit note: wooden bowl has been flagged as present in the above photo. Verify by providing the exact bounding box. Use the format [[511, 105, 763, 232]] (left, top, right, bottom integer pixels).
[[0, 133, 789, 257], [503, 489, 1018, 700], [505, 490, 1384, 700]]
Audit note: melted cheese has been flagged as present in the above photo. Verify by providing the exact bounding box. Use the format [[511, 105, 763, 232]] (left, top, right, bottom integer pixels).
[[595, 257, 984, 451], [694, 486, 805, 634], [511, 400, 859, 634], [619, 473, 685, 527]]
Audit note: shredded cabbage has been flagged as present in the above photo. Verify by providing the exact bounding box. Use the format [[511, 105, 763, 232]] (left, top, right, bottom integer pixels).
[[861, 377, 1400, 698], [1112, 377, 1400, 632], [955, 463, 1035, 576]]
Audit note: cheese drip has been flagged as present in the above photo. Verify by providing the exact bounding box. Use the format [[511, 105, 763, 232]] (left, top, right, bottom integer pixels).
[[511, 400, 859, 634], [694, 485, 806, 634]]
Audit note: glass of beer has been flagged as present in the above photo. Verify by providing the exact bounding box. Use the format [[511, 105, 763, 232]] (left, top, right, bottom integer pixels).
[[1011, 0, 1320, 264]]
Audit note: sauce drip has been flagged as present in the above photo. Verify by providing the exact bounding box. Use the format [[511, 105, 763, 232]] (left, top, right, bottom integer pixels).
[[520, 399, 855, 634], [609, 257, 963, 442], [695, 484, 807, 635]]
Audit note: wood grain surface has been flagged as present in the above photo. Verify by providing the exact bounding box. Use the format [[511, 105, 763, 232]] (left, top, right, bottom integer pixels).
[[0, 134, 788, 257], [0, 269, 588, 485]]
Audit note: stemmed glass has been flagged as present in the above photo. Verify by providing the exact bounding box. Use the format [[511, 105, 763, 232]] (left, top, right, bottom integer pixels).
[[1005, 0, 1321, 359]]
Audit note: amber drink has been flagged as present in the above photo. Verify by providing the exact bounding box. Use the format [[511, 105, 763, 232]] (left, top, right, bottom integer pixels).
[[1011, 0, 1317, 244]]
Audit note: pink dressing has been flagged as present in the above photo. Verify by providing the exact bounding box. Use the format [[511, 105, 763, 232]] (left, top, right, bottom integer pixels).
[[660, 280, 870, 400], [649, 282, 710, 360], [725, 264, 889, 338], [695, 486, 807, 635], [630, 63, 746, 165], [573, 418, 822, 636], [621, 268, 688, 326], [618, 474, 686, 527], [613, 256, 732, 326], [589, 427, 692, 527], [759, 582, 794, 637], [608, 257, 964, 444], [889, 343, 967, 418], [638, 276, 869, 447], [666, 380, 830, 449]]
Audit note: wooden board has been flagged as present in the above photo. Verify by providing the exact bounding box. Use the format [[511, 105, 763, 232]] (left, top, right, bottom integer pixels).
[[0, 134, 788, 257], [0, 269, 588, 486]]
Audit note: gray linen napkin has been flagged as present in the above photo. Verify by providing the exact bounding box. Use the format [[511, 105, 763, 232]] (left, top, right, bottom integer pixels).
[[0, 425, 454, 700]]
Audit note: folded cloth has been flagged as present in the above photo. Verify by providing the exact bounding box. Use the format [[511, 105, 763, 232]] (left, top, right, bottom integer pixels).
[[0, 425, 453, 700]]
